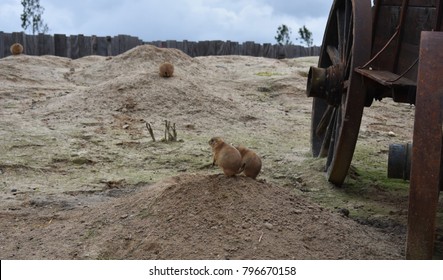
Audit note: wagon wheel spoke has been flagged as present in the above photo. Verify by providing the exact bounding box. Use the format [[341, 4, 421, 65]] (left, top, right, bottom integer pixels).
[[336, 0, 354, 88], [315, 105, 334, 137], [343, 0, 352, 60], [343, 6, 353, 81], [326, 109, 339, 167], [336, 9, 345, 60], [319, 107, 337, 157], [327, 46, 341, 65]]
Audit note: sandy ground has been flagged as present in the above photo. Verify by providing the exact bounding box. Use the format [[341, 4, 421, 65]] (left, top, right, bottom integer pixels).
[[0, 45, 441, 259]]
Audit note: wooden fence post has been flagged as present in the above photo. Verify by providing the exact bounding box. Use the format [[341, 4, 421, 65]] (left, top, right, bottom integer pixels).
[[0, 32, 5, 57], [54, 34, 67, 57], [70, 35, 79, 59], [37, 33, 54, 55], [78, 35, 91, 57]]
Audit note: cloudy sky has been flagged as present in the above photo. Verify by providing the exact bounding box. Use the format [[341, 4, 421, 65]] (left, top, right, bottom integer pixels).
[[0, 0, 332, 46]]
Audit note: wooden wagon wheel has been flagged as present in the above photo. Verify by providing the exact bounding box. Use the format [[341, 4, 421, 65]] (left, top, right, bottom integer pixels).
[[306, 0, 372, 185]]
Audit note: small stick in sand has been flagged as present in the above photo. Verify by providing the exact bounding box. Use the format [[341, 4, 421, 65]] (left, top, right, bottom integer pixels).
[[258, 231, 264, 243], [146, 122, 156, 142]]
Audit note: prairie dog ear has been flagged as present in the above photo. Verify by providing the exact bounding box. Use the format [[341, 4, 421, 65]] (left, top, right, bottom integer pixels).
[[208, 137, 218, 146], [209, 137, 223, 145]]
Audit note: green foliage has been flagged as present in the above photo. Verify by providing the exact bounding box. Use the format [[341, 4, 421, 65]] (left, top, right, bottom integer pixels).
[[275, 24, 292, 46], [255, 72, 282, 77], [21, 0, 49, 34], [298, 25, 313, 47]]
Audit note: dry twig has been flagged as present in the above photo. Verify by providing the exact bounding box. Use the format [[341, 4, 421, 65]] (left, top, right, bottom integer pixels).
[[146, 120, 178, 142], [146, 122, 156, 142], [164, 120, 167, 141], [172, 123, 177, 141], [164, 120, 177, 142]]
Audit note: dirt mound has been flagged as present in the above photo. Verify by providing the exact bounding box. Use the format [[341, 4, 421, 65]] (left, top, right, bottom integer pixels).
[[35, 45, 244, 130], [1, 45, 422, 259], [0, 174, 403, 259]]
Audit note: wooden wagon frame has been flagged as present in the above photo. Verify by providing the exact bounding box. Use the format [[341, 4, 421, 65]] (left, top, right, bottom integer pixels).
[[306, 0, 442, 259]]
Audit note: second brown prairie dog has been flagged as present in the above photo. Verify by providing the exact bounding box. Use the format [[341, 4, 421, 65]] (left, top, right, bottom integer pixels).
[[235, 145, 262, 179], [208, 137, 243, 176], [10, 43, 24, 55], [159, 62, 174, 77]]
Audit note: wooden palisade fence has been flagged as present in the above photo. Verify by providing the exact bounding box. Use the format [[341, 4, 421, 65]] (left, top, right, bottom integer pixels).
[[0, 32, 320, 59], [0, 32, 143, 59], [147, 40, 320, 59]]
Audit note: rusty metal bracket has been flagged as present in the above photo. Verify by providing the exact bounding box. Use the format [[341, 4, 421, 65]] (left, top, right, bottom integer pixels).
[[406, 31, 443, 259]]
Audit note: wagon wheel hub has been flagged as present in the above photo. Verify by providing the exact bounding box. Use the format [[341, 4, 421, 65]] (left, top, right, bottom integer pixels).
[[306, 63, 345, 106]]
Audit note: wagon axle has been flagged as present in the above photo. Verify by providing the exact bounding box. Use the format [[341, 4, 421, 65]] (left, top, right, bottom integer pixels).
[[306, 64, 345, 106], [388, 143, 412, 180]]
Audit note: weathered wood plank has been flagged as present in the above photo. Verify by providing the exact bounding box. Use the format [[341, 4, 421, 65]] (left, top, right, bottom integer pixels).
[[166, 40, 177, 49], [25, 33, 37, 55], [378, 0, 437, 7], [197, 41, 210, 56], [91, 35, 98, 55], [0, 32, 6, 57], [1, 32, 12, 57], [78, 35, 91, 57], [11, 32, 26, 49], [94, 36, 110, 56], [37, 33, 54, 55], [106, 36, 112, 56], [70, 35, 80, 59], [111, 35, 120, 57], [54, 34, 67, 57]]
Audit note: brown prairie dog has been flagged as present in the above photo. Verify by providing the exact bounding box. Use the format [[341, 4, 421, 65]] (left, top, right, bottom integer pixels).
[[10, 43, 24, 55], [159, 62, 174, 77], [208, 137, 242, 176], [235, 145, 262, 179]]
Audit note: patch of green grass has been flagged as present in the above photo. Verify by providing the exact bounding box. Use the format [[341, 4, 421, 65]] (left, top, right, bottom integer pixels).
[[255, 72, 283, 77], [350, 144, 409, 193], [296, 147, 410, 224], [345, 167, 409, 193], [298, 70, 309, 78], [83, 228, 98, 239], [138, 207, 153, 219]]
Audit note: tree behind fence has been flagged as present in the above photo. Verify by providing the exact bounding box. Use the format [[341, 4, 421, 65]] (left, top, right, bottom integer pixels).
[[0, 32, 320, 59]]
